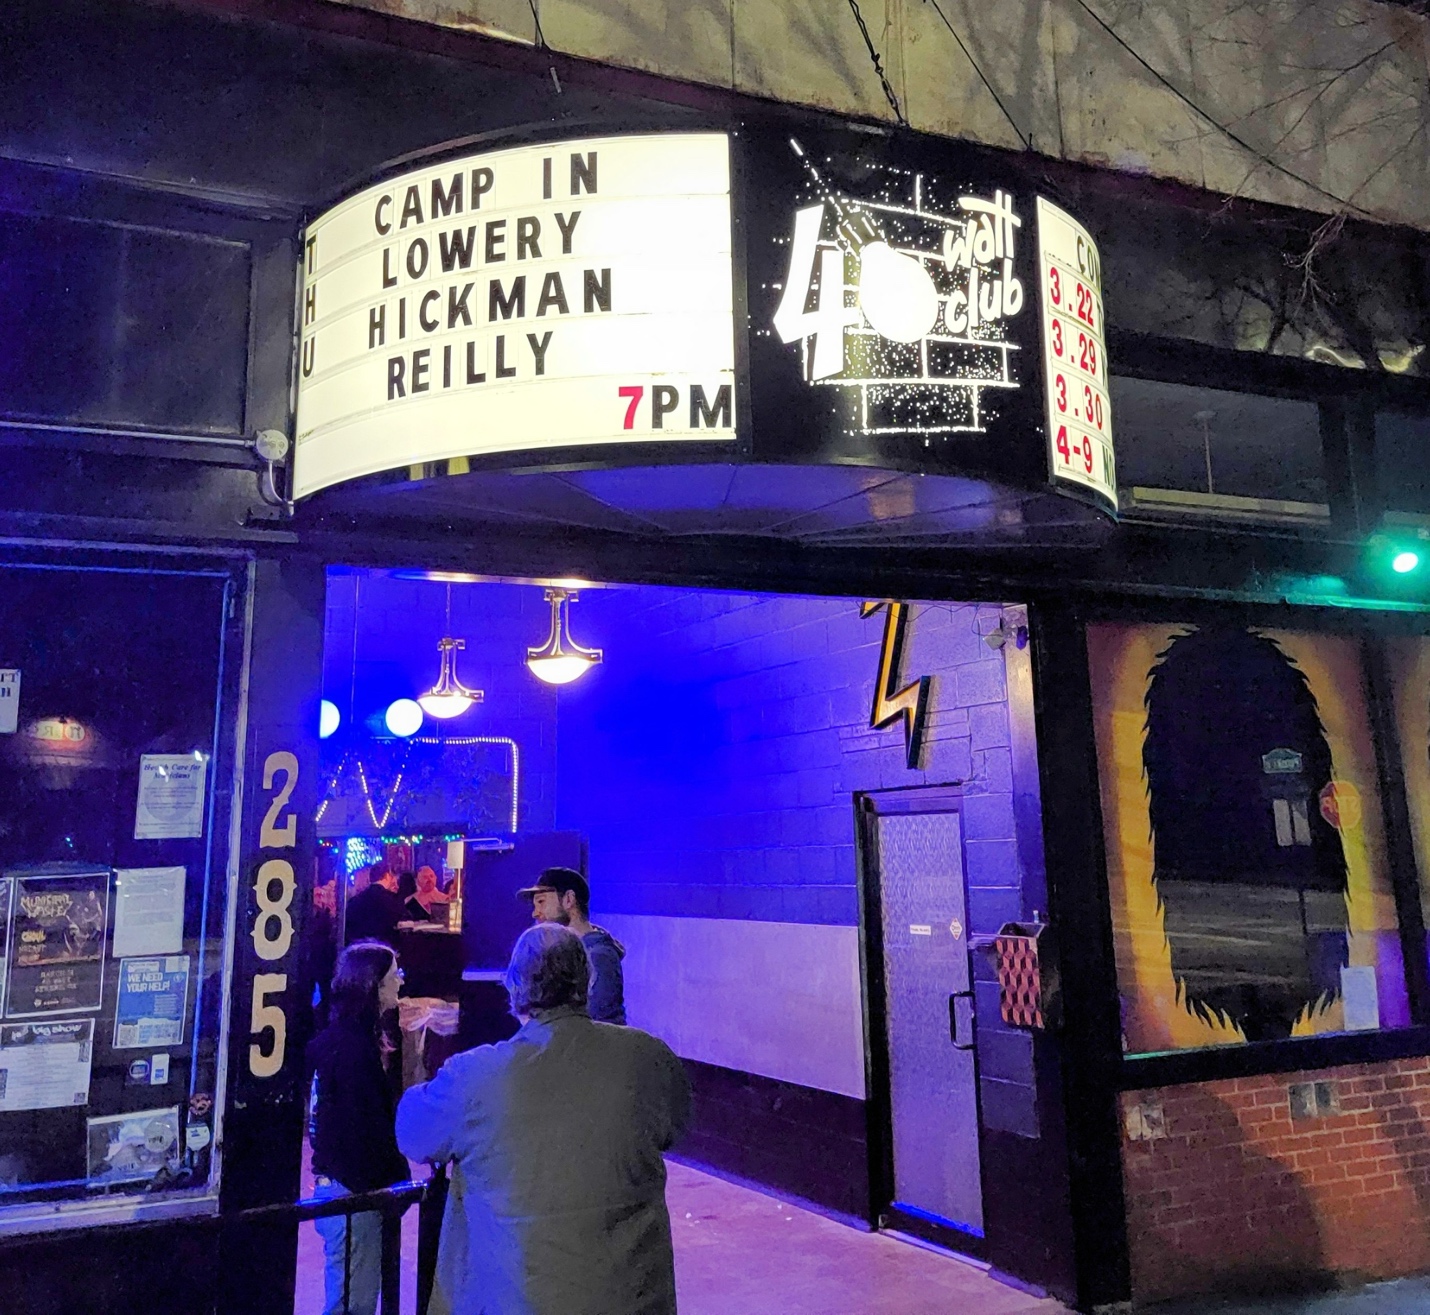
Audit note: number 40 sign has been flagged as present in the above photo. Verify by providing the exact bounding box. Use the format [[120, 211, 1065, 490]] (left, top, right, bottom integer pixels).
[[1036, 198, 1116, 515]]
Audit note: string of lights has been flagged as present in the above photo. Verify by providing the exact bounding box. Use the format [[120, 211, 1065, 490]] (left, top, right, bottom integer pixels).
[[313, 736, 520, 834]]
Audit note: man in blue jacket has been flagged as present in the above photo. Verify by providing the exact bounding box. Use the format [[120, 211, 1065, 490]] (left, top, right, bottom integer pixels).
[[397, 923, 690, 1315], [518, 867, 626, 1024]]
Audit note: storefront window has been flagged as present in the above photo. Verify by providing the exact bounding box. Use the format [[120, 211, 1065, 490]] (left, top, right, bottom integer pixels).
[[1111, 376, 1327, 516], [0, 561, 239, 1227], [1385, 637, 1430, 948], [1089, 622, 1409, 1055], [1375, 410, 1430, 516]]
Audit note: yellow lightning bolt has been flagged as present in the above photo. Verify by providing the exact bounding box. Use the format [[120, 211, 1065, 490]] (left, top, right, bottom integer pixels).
[[862, 600, 931, 770]]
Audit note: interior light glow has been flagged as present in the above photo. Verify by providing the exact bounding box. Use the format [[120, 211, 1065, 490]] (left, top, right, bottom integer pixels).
[[1392, 550, 1420, 574], [417, 691, 478, 719], [418, 585, 485, 719], [417, 634, 484, 719], [527, 654, 598, 686], [384, 699, 423, 738], [319, 700, 341, 739], [526, 588, 602, 685]]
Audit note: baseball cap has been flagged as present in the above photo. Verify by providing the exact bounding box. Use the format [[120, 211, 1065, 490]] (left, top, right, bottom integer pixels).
[[517, 866, 590, 906]]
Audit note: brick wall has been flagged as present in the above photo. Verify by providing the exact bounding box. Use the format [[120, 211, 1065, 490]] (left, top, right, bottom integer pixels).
[[1120, 1057, 1430, 1302]]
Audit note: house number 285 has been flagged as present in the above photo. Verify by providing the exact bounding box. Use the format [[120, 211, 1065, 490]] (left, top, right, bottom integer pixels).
[[249, 750, 298, 1078]]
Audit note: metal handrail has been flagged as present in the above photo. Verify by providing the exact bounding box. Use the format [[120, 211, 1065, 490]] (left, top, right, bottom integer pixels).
[[233, 1177, 426, 1225], [219, 1170, 444, 1315]]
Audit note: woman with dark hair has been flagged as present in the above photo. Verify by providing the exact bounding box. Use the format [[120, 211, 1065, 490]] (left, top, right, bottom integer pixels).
[[308, 939, 409, 1315]]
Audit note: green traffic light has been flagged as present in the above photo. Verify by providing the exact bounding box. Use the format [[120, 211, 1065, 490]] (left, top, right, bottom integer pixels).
[[1392, 550, 1421, 574]]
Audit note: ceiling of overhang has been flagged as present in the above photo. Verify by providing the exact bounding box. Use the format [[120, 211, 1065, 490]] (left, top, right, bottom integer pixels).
[[304, 463, 1111, 547]]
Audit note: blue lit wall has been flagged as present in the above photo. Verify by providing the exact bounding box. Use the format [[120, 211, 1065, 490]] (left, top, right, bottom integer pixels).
[[320, 571, 559, 834], [554, 588, 1021, 930], [321, 572, 1037, 1120]]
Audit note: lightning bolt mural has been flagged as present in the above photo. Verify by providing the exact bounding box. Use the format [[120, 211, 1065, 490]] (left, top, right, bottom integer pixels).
[[863, 600, 932, 770]]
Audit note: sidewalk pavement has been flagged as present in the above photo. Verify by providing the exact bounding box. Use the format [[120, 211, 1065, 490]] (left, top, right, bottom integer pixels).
[[668, 1160, 1069, 1315], [1141, 1277, 1430, 1315], [294, 1151, 1430, 1314]]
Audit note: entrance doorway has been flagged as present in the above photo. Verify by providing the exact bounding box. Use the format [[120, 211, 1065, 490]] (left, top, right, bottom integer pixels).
[[858, 787, 984, 1251]]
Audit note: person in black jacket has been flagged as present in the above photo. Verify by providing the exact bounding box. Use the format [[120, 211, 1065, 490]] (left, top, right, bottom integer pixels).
[[308, 939, 409, 1315], [344, 864, 405, 948]]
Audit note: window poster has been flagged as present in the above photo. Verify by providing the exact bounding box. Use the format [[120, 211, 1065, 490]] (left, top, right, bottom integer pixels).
[[112, 867, 186, 959], [86, 1106, 180, 1186], [113, 956, 190, 1049], [134, 753, 208, 840], [1087, 623, 1408, 1055], [0, 878, 10, 1012], [5, 871, 109, 1018], [0, 1019, 94, 1112], [1385, 638, 1430, 940]]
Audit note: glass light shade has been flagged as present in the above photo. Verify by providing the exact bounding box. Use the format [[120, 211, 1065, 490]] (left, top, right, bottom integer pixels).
[[419, 637, 483, 720], [527, 653, 598, 686], [417, 692, 476, 719], [526, 589, 602, 685], [384, 698, 424, 738], [1392, 550, 1420, 574], [319, 700, 341, 739]]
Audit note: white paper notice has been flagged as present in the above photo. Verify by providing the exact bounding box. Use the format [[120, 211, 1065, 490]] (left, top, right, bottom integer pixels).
[[113, 867, 187, 959], [1341, 964, 1380, 1031], [0, 670, 18, 734], [0, 1019, 94, 1112], [135, 754, 208, 840]]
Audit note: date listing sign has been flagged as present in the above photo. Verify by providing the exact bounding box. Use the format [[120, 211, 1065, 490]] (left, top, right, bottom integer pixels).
[[1036, 198, 1115, 513], [293, 133, 736, 499]]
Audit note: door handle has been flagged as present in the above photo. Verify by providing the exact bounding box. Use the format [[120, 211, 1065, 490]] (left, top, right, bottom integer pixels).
[[949, 991, 975, 1050]]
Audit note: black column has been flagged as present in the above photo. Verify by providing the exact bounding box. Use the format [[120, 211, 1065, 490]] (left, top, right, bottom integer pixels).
[[218, 555, 326, 1315], [1028, 599, 1131, 1311]]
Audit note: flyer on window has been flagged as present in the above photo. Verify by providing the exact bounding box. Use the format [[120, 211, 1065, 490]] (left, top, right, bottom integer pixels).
[[134, 754, 208, 840], [113, 956, 190, 1049], [0, 1019, 94, 1112], [86, 1106, 181, 1186], [5, 871, 109, 1018], [112, 867, 186, 959]]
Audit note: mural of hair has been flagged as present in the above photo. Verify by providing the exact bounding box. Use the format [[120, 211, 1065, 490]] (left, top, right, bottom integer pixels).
[[1142, 627, 1350, 1042]]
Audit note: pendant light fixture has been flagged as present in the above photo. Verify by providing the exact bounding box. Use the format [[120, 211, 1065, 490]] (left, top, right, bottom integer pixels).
[[526, 588, 602, 685], [418, 584, 484, 720]]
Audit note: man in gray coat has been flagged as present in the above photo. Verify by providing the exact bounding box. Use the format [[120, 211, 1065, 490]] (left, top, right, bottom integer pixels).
[[397, 922, 691, 1315]]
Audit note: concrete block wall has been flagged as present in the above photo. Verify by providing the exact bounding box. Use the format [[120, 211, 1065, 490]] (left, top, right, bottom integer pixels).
[[1120, 1057, 1430, 1301], [553, 587, 1036, 1114]]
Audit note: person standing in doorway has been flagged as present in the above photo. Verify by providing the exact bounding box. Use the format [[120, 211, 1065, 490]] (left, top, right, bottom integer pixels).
[[519, 867, 626, 1024], [307, 940, 409, 1315], [397, 923, 689, 1315]]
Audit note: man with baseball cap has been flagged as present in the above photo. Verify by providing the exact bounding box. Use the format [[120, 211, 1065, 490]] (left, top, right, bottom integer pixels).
[[518, 867, 626, 1024]]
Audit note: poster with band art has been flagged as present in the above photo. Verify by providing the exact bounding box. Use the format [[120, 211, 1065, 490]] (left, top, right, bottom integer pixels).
[[5, 871, 109, 1018]]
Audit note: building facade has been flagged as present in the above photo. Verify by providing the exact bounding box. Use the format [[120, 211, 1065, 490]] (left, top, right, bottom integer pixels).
[[1, 1, 1429, 1310]]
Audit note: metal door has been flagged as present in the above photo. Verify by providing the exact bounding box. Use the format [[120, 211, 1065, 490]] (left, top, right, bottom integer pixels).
[[864, 795, 983, 1242]]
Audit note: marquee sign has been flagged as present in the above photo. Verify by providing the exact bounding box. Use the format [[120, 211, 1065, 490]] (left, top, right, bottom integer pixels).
[[753, 133, 1117, 516], [1036, 198, 1115, 510], [292, 125, 1116, 520], [293, 133, 737, 499]]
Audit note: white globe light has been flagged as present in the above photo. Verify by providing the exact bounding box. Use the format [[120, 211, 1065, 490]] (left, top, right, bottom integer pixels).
[[858, 242, 939, 343], [318, 700, 341, 739], [384, 699, 423, 738]]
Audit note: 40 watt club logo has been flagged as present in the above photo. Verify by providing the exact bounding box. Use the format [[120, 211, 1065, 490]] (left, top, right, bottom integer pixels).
[[773, 141, 1027, 439]]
